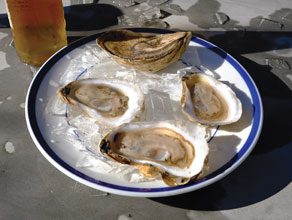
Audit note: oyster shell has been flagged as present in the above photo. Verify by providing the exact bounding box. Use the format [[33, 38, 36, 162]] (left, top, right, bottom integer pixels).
[[58, 78, 144, 127], [181, 73, 242, 126], [96, 29, 192, 73], [98, 121, 209, 186]]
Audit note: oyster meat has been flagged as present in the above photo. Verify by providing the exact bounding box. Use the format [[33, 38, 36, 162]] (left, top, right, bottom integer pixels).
[[181, 73, 242, 126], [58, 78, 144, 127], [96, 29, 192, 73], [98, 121, 209, 186]]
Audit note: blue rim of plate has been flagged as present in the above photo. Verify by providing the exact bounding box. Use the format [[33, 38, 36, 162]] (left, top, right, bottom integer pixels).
[[26, 28, 263, 195]]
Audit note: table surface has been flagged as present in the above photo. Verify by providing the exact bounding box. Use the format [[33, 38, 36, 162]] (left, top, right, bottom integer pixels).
[[0, 0, 291, 219]]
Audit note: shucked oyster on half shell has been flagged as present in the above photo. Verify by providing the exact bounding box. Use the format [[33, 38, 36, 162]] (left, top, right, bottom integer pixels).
[[96, 29, 192, 73], [58, 78, 144, 127], [181, 73, 242, 126], [98, 121, 209, 186]]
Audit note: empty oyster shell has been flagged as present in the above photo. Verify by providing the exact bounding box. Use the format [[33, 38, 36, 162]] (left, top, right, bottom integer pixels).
[[181, 73, 242, 126], [98, 121, 209, 186], [96, 29, 192, 72], [58, 78, 144, 127]]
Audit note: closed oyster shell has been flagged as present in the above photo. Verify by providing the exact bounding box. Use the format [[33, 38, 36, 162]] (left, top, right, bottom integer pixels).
[[98, 121, 209, 186], [96, 29, 192, 73]]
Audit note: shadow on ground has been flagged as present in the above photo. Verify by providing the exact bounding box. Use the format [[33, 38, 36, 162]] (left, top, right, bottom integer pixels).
[[64, 3, 122, 31], [151, 30, 292, 210]]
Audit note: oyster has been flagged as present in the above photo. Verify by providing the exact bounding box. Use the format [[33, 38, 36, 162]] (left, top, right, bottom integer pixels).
[[58, 79, 144, 127], [98, 121, 209, 186], [96, 29, 192, 72], [181, 73, 242, 126]]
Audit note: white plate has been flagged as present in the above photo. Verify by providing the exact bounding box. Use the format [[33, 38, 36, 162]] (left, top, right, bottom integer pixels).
[[25, 28, 263, 197]]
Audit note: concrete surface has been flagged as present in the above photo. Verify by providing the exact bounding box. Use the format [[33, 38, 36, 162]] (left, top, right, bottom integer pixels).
[[0, 0, 292, 219]]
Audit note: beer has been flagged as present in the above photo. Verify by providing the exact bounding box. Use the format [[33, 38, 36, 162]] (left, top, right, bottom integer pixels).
[[6, 0, 67, 66]]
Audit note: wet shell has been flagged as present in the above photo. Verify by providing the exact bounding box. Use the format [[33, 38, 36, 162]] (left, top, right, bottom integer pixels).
[[96, 29, 192, 72], [98, 121, 209, 186], [181, 73, 242, 126], [58, 78, 144, 127]]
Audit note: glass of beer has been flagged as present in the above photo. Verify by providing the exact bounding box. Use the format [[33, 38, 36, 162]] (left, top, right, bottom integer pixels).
[[5, 0, 67, 67]]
